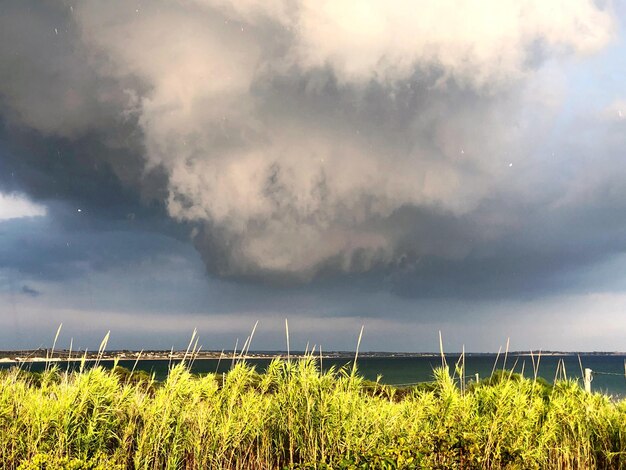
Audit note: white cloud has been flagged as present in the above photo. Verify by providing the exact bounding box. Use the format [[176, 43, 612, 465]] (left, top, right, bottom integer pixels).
[[0, 193, 46, 221], [292, 0, 614, 87], [604, 98, 626, 120]]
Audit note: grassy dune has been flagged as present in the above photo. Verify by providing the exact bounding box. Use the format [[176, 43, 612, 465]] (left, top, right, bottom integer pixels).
[[1, 358, 625, 469]]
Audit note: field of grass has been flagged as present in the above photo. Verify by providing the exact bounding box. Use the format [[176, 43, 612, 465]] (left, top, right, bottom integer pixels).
[[1, 356, 626, 469]]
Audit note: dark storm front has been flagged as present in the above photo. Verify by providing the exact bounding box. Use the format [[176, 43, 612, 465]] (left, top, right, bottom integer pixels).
[[3, 354, 626, 396]]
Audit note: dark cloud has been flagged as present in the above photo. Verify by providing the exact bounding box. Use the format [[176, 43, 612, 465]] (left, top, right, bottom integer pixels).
[[0, 206, 191, 283], [20, 285, 40, 297], [0, 0, 622, 305]]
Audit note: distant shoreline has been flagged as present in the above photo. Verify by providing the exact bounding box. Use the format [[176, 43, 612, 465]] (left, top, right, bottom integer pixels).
[[1, 349, 626, 364]]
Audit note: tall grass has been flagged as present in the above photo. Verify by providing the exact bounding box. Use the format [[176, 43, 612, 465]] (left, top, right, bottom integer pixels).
[[1, 358, 626, 469]]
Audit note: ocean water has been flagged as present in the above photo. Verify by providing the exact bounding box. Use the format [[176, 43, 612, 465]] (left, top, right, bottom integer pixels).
[[3, 354, 626, 397]]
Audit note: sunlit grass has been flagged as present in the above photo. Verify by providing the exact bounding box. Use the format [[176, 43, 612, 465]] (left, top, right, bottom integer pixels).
[[1, 357, 626, 469]]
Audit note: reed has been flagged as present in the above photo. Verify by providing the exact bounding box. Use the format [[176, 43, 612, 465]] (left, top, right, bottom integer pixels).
[[1, 354, 626, 469]]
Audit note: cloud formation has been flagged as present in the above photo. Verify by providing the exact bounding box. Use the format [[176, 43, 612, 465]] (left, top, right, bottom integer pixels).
[[0, 193, 46, 220], [293, 0, 613, 86], [20, 285, 41, 298], [0, 0, 621, 288]]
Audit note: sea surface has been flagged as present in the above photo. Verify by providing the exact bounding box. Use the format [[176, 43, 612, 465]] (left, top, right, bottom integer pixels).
[[3, 354, 626, 397]]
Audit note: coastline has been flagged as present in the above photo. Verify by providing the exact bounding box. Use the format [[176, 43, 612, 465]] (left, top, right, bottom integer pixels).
[[1, 350, 626, 364]]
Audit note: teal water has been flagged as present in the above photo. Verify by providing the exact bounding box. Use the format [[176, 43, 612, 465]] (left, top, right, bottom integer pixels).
[[3, 354, 626, 397]]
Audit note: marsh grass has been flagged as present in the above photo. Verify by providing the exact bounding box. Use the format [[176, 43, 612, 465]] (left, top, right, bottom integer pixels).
[[1, 357, 626, 469]]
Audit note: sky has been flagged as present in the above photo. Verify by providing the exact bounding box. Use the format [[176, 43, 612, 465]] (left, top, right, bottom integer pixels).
[[0, 0, 625, 352]]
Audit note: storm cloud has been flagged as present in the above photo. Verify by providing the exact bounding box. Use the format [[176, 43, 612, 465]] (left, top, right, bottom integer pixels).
[[0, 0, 623, 297]]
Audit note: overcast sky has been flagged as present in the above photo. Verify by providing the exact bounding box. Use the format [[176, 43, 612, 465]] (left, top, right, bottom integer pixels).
[[0, 0, 625, 352]]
